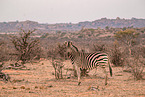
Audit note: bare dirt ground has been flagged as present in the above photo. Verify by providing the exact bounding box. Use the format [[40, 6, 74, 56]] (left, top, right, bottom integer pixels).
[[0, 59, 145, 97]]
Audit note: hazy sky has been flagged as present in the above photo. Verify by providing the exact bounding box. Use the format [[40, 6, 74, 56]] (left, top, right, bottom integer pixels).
[[0, 0, 145, 24]]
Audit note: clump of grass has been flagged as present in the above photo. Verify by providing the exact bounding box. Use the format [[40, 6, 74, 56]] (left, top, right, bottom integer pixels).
[[2, 87, 6, 89], [40, 86, 45, 89], [25, 88, 30, 90], [20, 86, 25, 89], [13, 87, 17, 89], [35, 86, 38, 89]]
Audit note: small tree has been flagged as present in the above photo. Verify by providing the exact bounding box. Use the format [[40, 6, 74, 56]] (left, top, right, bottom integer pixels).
[[10, 29, 40, 64], [111, 41, 124, 66], [114, 29, 139, 55], [126, 55, 144, 80]]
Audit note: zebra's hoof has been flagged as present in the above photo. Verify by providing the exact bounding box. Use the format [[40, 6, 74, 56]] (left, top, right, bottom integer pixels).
[[78, 82, 81, 85]]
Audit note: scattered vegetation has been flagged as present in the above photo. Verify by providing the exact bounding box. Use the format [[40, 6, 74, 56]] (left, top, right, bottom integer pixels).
[[0, 27, 145, 82], [114, 29, 144, 80], [0, 26, 145, 97]]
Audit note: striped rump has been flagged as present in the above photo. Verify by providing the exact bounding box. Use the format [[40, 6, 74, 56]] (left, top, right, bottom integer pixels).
[[83, 52, 109, 69]]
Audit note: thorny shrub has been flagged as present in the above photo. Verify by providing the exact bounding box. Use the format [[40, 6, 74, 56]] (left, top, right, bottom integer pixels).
[[111, 42, 124, 66], [126, 55, 144, 80], [52, 59, 64, 79]]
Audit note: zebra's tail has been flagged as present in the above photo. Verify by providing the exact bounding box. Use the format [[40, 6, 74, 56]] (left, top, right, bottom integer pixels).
[[108, 61, 112, 77]]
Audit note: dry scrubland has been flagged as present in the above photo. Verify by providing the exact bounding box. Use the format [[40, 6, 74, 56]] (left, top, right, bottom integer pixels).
[[0, 59, 145, 97], [0, 28, 145, 97]]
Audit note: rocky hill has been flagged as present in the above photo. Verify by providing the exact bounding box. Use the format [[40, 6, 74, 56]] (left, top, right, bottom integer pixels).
[[0, 17, 145, 33]]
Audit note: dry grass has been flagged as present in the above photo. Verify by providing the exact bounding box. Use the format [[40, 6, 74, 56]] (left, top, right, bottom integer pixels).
[[0, 59, 145, 97]]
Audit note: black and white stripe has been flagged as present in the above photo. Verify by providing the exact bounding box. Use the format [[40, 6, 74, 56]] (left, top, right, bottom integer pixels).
[[85, 52, 108, 69], [69, 52, 111, 71]]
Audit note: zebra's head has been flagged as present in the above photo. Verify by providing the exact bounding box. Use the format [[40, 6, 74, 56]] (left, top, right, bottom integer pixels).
[[64, 41, 79, 58]]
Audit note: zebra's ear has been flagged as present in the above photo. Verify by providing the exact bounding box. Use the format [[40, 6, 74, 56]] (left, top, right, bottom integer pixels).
[[64, 41, 67, 46], [70, 41, 72, 46]]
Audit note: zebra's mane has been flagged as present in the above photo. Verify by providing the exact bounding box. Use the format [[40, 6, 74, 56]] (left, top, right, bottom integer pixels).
[[71, 44, 79, 52]]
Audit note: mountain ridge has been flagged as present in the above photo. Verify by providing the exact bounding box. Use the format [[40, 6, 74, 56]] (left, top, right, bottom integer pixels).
[[0, 17, 145, 33]]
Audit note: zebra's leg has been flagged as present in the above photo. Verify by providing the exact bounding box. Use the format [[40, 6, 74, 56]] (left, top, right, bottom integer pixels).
[[73, 65, 77, 77], [74, 65, 81, 85], [93, 68, 97, 76], [102, 67, 108, 85]]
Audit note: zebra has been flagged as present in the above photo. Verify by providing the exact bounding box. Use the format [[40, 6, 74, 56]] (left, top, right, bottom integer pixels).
[[64, 41, 112, 85]]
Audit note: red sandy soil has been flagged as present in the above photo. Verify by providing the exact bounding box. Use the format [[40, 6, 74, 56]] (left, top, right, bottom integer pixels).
[[0, 60, 145, 97]]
